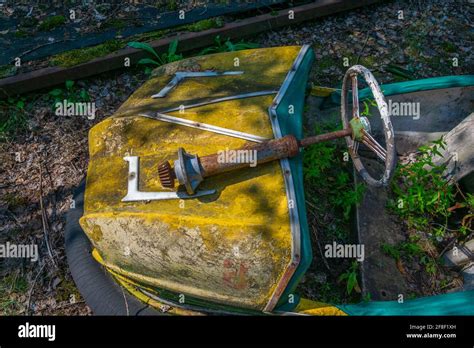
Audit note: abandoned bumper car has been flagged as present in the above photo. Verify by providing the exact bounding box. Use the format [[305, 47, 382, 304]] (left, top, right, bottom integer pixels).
[[65, 46, 474, 315]]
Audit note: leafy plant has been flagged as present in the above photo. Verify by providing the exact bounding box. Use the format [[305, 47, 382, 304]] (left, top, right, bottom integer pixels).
[[381, 241, 425, 261], [462, 193, 474, 211], [311, 282, 344, 305], [390, 138, 456, 236], [48, 80, 90, 109], [303, 139, 336, 181], [388, 136, 473, 243], [400, 241, 424, 258], [450, 192, 474, 236], [420, 255, 437, 275], [333, 172, 365, 220], [383, 131, 474, 284], [304, 122, 365, 223], [361, 98, 377, 117], [381, 243, 401, 260], [303, 121, 365, 302], [127, 40, 183, 74], [0, 97, 28, 140], [199, 35, 259, 55], [382, 240, 437, 277], [338, 261, 360, 295]]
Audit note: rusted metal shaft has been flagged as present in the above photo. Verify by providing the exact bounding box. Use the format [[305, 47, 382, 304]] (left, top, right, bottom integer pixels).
[[298, 128, 352, 148], [199, 134, 299, 177], [199, 128, 352, 177], [158, 128, 354, 191]]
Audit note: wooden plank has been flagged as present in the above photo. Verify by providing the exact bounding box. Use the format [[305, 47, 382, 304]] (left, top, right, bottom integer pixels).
[[0, 0, 379, 98]]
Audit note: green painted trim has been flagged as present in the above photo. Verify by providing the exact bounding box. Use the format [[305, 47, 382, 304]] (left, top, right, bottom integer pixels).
[[336, 289, 474, 316], [274, 47, 315, 311], [330, 75, 474, 105]]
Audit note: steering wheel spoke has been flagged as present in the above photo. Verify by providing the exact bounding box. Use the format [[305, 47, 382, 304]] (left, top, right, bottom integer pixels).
[[349, 140, 360, 156], [361, 129, 387, 162]]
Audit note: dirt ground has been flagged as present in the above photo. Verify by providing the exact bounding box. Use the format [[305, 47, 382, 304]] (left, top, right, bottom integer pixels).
[[0, 0, 472, 315], [0, 69, 147, 315]]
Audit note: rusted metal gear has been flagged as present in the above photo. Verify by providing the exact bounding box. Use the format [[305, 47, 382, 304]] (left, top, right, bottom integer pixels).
[[158, 161, 176, 188]]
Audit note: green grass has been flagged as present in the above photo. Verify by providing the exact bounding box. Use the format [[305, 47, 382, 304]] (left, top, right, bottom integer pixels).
[[0, 273, 28, 315], [314, 55, 338, 70], [385, 138, 473, 286], [44, 13, 244, 69], [167, 0, 178, 11], [403, 19, 429, 60], [39, 15, 66, 31], [14, 29, 30, 38], [359, 56, 377, 69], [3, 192, 29, 210], [0, 65, 17, 79], [382, 238, 440, 278], [48, 17, 225, 69], [198, 35, 259, 55], [301, 121, 365, 303], [314, 282, 346, 304], [101, 18, 127, 30], [440, 41, 457, 53], [0, 97, 28, 141], [304, 122, 365, 227], [129, 29, 169, 42], [382, 240, 424, 261], [381, 243, 401, 260], [186, 18, 224, 32], [55, 276, 82, 303]]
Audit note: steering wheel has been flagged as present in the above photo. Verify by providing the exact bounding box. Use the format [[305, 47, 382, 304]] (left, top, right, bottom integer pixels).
[[341, 65, 397, 187]]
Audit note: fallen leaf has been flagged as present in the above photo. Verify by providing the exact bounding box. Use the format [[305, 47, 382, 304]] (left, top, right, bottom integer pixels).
[[448, 202, 466, 212], [396, 259, 406, 275]]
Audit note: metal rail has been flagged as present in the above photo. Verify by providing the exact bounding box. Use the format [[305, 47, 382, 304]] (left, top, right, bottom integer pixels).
[[0, 0, 380, 98]]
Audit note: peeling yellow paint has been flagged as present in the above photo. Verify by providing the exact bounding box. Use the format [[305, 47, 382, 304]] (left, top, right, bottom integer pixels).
[[295, 298, 348, 316], [89, 225, 103, 242]]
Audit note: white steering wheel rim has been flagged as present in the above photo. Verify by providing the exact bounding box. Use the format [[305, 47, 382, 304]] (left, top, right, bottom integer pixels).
[[341, 65, 397, 187]]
